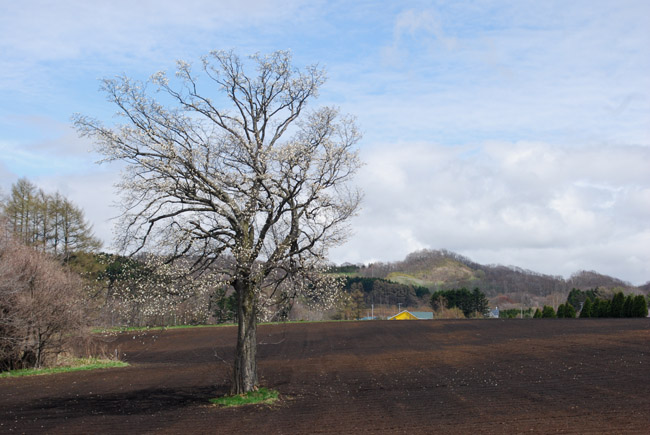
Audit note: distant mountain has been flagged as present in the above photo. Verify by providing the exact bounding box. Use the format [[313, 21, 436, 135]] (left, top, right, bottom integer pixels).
[[337, 249, 645, 299]]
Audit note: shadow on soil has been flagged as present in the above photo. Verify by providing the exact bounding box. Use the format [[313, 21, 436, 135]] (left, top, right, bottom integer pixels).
[[28, 385, 227, 418]]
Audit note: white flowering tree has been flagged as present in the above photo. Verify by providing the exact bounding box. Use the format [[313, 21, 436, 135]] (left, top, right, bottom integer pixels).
[[74, 50, 362, 394]]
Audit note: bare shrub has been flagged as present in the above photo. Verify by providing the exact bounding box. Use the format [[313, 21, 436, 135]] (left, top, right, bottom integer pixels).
[[433, 306, 466, 319], [0, 221, 87, 371]]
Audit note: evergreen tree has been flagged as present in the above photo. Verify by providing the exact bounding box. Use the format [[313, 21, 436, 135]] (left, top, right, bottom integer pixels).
[[596, 299, 611, 318], [566, 288, 600, 311], [564, 303, 576, 318], [610, 292, 625, 318], [471, 287, 490, 316], [350, 288, 366, 320], [430, 288, 489, 317], [580, 298, 592, 318], [633, 295, 648, 318], [556, 304, 566, 318], [541, 305, 556, 318], [533, 308, 542, 318], [623, 295, 634, 318]]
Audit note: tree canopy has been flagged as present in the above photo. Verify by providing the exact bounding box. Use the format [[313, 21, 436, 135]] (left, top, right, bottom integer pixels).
[[430, 288, 489, 317], [1, 178, 101, 259], [74, 50, 362, 394]]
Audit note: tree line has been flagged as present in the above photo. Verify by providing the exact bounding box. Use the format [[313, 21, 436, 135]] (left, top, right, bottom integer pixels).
[[577, 291, 648, 318], [430, 288, 490, 317], [1, 178, 101, 260], [531, 289, 648, 318]]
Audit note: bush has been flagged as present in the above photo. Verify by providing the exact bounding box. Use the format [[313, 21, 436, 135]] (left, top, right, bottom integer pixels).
[[1, 226, 87, 371]]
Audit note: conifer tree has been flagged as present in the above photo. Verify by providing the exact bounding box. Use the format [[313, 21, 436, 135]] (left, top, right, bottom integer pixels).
[[599, 299, 612, 317], [623, 295, 634, 317], [610, 292, 625, 318], [633, 295, 648, 318], [580, 298, 592, 318], [564, 303, 576, 318], [541, 305, 556, 318]]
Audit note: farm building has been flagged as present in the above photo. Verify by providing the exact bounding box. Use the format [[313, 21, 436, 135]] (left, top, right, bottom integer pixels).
[[389, 310, 434, 320]]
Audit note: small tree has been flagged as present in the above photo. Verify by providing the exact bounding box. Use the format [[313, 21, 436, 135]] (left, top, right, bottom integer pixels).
[[610, 292, 625, 318], [430, 294, 447, 312], [541, 305, 556, 318], [596, 299, 611, 318], [350, 287, 366, 320], [633, 295, 648, 318], [210, 288, 238, 324], [471, 287, 490, 316], [533, 308, 542, 318], [563, 303, 576, 318], [579, 298, 592, 318], [556, 304, 566, 318], [623, 294, 635, 318]]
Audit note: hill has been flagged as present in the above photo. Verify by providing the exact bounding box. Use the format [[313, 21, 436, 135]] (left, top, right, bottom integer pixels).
[[333, 249, 647, 307]]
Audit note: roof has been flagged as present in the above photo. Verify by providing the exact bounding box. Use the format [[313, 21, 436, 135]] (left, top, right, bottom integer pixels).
[[389, 310, 434, 320], [411, 311, 434, 319]]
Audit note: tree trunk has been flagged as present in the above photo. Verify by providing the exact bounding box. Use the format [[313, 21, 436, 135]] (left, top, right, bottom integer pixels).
[[232, 278, 258, 394]]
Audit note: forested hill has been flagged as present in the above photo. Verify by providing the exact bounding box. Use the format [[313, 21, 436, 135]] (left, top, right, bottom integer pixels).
[[332, 249, 647, 298]]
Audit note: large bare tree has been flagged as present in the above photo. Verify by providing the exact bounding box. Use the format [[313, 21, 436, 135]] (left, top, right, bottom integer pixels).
[[74, 50, 362, 393]]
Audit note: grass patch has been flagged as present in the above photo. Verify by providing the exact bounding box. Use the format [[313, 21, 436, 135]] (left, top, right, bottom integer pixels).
[[93, 319, 357, 334], [0, 358, 129, 378], [210, 388, 279, 407], [92, 323, 234, 334]]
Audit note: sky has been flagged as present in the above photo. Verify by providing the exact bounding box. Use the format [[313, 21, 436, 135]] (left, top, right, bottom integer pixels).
[[1, 0, 649, 284]]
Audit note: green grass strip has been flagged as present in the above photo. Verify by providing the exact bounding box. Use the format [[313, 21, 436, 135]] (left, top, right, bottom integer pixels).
[[92, 323, 234, 333], [0, 359, 129, 378], [93, 319, 357, 334], [210, 388, 279, 407]]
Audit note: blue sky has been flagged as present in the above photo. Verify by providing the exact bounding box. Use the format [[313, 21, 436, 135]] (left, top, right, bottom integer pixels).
[[1, 0, 649, 284]]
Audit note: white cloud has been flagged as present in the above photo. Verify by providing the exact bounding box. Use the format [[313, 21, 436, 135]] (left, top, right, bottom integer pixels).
[[0, 0, 311, 94], [2, 0, 649, 285], [330, 140, 650, 284], [382, 8, 459, 64]]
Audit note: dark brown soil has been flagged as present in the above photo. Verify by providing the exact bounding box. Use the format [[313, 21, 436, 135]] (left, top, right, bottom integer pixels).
[[1, 319, 649, 434]]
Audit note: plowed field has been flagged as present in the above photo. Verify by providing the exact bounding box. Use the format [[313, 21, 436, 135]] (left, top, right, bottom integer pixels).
[[1, 319, 649, 434]]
